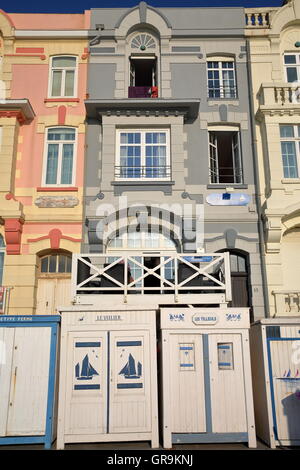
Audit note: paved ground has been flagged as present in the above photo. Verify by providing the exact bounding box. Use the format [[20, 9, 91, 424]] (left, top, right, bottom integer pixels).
[[0, 438, 297, 451]]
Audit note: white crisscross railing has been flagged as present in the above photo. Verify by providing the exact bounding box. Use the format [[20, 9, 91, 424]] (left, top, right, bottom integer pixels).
[[71, 252, 232, 305]]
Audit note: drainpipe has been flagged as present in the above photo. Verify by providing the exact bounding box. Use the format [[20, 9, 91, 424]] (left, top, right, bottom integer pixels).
[[246, 37, 270, 319]]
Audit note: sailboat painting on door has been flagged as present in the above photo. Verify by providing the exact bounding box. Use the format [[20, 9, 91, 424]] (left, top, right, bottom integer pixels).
[[117, 340, 144, 389], [73, 341, 101, 391]]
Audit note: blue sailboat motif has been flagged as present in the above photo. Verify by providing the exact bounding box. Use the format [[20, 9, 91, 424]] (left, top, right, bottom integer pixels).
[[75, 354, 99, 381], [119, 353, 142, 379]]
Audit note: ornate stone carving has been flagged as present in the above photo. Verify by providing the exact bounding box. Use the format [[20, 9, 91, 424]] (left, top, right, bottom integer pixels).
[[35, 196, 79, 208]]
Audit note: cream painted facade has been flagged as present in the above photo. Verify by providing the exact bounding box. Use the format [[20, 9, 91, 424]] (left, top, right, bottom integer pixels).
[[246, 0, 300, 317]]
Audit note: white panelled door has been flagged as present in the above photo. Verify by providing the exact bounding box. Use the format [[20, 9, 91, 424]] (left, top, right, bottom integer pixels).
[[269, 339, 300, 442], [0, 327, 51, 436], [209, 334, 247, 433], [169, 334, 206, 433], [64, 330, 151, 436]]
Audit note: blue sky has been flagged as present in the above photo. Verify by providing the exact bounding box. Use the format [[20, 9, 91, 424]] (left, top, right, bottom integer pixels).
[[1, 0, 283, 14]]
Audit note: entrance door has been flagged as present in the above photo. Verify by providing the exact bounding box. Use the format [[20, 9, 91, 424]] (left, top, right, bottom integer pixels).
[[0, 327, 51, 436], [36, 253, 72, 315], [209, 334, 248, 434], [229, 253, 250, 308], [167, 333, 248, 437], [169, 334, 206, 433], [64, 330, 151, 436], [268, 338, 300, 443]]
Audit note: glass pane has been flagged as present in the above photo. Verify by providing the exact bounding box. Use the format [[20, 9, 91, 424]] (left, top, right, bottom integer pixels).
[[48, 128, 75, 141], [60, 144, 74, 184], [237, 256, 246, 272], [49, 255, 57, 273], [65, 70, 75, 96], [51, 70, 62, 96], [230, 254, 238, 272], [281, 141, 298, 178], [46, 144, 59, 185], [284, 55, 297, 64], [66, 256, 72, 273], [280, 125, 294, 138], [52, 56, 76, 68], [286, 67, 298, 83], [58, 255, 66, 273], [41, 257, 49, 273]]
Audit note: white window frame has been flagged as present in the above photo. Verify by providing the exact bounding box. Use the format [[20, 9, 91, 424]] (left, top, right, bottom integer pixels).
[[208, 126, 243, 184], [284, 53, 300, 83], [48, 55, 78, 98], [0, 235, 5, 286], [207, 58, 237, 99], [280, 124, 300, 179], [42, 126, 77, 187], [115, 129, 171, 181]]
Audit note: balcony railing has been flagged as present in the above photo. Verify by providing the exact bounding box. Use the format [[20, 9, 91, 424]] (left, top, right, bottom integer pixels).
[[71, 252, 232, 306], [273, 291, 300, 316], [115, 165, 171, 180], [208, 86, 237, 99], [0, 287, 13, 314], [245, 7, 279, 29], [209, 167, 243, 185], [259, 83, 300, 107]]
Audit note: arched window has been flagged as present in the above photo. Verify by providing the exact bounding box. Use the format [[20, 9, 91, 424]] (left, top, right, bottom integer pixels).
[[40, 253, 72, 275], [0, 235, 5, 285], [131, 34, 156, 51]]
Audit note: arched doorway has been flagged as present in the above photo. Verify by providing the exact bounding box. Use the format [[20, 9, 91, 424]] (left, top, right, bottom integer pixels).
[[229, 251, 251, 309], [36, 251, 72, 315], [217, 249, 251, 309]]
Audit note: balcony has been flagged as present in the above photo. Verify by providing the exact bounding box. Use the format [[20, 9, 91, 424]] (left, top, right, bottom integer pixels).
[[273, 291, 300, 316], [115, 165, 171, 181], [128, 86, 158, 99], [257, 83, 300, 115], [244, 7, 279, 30], [71, 252, 232, 307]]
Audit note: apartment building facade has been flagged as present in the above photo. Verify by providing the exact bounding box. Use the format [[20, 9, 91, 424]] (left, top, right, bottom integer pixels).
[[246, 0, 300, 317], [83, 2, 265, 321], [0, 9, 89, 315]]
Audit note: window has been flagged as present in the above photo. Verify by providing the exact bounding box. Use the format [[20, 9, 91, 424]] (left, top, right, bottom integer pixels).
[[40, 253, 72, 274], [115, 130, 170, 180], [284, 54, 300, 83], [49, 56, 77, 98], [207, 59, 237, 98], [0, 235, 5, 286], [280, 125, 300, 178], [43, 127, 76, 186], [209, 130, 243, 184]]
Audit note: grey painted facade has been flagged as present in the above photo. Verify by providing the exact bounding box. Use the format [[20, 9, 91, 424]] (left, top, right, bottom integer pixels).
[[84, 2, 265, 320]]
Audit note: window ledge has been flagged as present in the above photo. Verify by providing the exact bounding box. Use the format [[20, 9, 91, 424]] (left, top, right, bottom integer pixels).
[[111, 180, 175, 196], [44, 98, 79, 103], [207, 184, 248, 190], [281, 178, 300, 184], [36, 187, 78, 192]]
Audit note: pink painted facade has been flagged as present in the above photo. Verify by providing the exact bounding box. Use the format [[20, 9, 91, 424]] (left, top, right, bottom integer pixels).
[[0, 9, 89, 314]]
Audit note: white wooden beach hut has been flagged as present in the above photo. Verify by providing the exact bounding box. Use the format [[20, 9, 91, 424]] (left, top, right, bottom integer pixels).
[[160, 307, 256, 448], [56, 307, 159, 449], [250, 318, 300, 448], [0, 315, 60, 449]]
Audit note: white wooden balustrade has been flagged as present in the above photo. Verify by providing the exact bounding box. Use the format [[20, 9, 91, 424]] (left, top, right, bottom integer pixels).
[[273, 291, 300, 316], [71, 252, 232, 307]]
